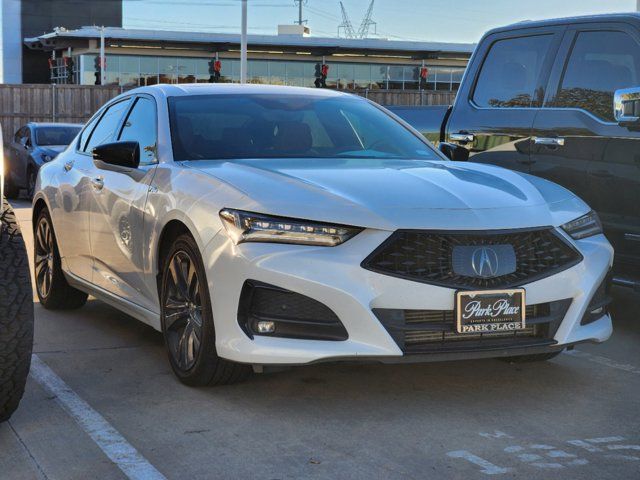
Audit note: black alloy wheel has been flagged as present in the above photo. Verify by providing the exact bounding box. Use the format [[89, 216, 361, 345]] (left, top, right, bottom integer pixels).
[[160, 234, 250, 386], [34, 215, 54, 301], [163, 250, 204, 371]]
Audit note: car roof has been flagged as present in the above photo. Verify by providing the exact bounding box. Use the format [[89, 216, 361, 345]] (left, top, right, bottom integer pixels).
[[487, 12, 640, 35], [123, 83, 356, 99]]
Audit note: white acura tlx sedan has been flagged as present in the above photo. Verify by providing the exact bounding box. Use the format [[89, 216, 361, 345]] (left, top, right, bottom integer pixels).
[[33, 84, 613, 385]]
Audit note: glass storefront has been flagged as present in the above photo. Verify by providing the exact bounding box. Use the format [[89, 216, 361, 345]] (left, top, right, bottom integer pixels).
[[79, 54, 465, 91]]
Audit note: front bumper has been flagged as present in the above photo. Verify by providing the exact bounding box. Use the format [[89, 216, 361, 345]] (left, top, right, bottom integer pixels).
[[203, 229, 613, 365]]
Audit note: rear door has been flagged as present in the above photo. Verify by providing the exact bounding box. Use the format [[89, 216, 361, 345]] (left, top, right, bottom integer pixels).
[[446, 26, 564, 170], [531, 22, 640, 279]]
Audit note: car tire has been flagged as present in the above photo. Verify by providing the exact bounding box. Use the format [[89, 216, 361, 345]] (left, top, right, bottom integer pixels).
[[0, 198, 34, 422], [34, 208, 88, 310], [500, 350, 563, 363], [160, 233, 251, 386], [26, 170, 37, 200]]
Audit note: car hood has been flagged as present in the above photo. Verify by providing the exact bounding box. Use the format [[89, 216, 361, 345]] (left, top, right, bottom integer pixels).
[[38, 145, 67, 157], [185, 158, 589, 231]]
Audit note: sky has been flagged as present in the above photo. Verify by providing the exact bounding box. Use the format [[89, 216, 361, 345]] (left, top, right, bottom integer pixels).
[[123, 0, 638, 43]]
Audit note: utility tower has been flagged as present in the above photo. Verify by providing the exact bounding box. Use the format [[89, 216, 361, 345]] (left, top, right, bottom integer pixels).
[[294, 0, 307, 25], [357, 0, 377, 39], [338, 1, 356, 38], [338, 0, 377, 39]]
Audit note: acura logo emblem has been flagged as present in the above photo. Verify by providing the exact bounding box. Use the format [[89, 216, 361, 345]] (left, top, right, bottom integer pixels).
[[471, 247, 499, 278]]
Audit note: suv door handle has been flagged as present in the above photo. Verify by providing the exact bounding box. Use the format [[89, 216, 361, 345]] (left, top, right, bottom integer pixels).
[[450, 132, 474, 143], [588, 169, 613, 178], [63, 160, 73, 172], [91, 176, 104, 191], [533, 137, 565, 146]]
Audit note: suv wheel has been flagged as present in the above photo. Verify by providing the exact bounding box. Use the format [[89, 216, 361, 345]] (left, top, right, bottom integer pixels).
[[160, 234, 250, 386], [34, 208, 88, 309], [0, 199, 34, 422]]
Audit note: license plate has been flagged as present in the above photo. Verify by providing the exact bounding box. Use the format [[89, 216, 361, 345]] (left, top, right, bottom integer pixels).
[[456, 288, 526, 334]]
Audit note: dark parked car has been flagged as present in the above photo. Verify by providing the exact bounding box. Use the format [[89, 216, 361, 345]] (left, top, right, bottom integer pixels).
[[4, 123, 81, 199], [389, 13, 640, 290]]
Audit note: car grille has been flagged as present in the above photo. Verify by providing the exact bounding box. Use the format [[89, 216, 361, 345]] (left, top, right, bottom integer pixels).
[[362, 228, 582, 289], [373, 299, 572, 354]]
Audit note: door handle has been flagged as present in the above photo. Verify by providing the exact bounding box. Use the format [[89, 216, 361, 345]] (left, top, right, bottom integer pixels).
[[91, 176, 104, 191], [63, 160, 73, 172], [588, 169, 613, 178], [533, 137, 565, 146], [450, 132, 474, 143]]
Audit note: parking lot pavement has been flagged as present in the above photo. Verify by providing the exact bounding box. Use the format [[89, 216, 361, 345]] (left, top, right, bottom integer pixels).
[[1, 199, 639, 480]]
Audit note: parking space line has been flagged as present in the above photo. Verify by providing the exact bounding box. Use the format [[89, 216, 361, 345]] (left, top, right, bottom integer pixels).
[[29, 355, 167, 480], [564, 350, 640, 375]]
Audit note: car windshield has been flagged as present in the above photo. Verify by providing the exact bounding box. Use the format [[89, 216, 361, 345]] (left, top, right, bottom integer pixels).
[[35, 126, 81, 146], [168, 93, 440, 161]]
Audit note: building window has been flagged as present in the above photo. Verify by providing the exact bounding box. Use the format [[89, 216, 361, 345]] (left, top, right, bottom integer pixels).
[[78, 54, 464, 92]]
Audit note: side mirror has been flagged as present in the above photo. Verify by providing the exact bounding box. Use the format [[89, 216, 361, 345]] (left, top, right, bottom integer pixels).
[[92, 141, 140, 169], [439, 142, 469, 161], [614, 87, 640, 125]]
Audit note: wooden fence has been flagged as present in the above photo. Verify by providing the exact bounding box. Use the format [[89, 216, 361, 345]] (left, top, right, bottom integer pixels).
[[0, 84, 456, 141]]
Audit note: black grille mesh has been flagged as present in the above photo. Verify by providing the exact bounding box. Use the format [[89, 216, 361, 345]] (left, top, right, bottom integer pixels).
[[362, 228, 581, 289]]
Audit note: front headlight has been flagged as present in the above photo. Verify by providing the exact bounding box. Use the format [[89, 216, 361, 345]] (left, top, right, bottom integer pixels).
[[219, 209, 362, 246], [561, 211, 603, 240]]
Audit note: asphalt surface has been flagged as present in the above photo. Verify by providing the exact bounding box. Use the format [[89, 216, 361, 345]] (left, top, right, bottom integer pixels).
[[1, 199, 639, 480]]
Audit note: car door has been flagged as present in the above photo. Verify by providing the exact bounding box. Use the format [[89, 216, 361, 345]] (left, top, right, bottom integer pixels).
[[530, 23, 640, 280], [7, 127, 28, 188], [89, 95, 159, 312], [446, 26, 564, 170]]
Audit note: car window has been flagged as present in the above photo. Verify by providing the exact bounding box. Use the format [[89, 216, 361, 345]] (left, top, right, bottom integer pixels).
[[473, 34, 553, 108], [78, 115, 100, 152], [118, 97, 157, 164], [553, 30, 640, 122], [168, 94, 438, 161], [14, 127, 26, 144], [36, 126, 81, 146], [84, 99, 131, 153]]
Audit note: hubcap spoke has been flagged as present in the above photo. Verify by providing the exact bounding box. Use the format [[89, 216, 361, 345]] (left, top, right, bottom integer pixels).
[[35, 218, 54, 298], [164, 250, 204, 371]]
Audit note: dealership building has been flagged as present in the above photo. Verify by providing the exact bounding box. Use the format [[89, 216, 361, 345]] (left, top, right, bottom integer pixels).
[[21, 26, 473, 91], [2, 0, 473, 91]]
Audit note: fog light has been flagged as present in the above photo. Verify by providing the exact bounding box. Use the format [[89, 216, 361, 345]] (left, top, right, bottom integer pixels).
[[257, 321, 275, 333]]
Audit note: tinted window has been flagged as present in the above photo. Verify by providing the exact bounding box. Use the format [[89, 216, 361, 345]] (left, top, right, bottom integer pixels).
[[555, 31, 640, 121], [78, 115, 100, 152], [118, 97, 157, 164], [35, 126, 81, 146], [168, 94, 438, 161], [14, 127, 26, 143], [473, 35, 552, 108], [84, 100, 131, 153]]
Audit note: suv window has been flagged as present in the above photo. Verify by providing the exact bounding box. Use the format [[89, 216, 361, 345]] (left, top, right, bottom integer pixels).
[[84, 99, 131, 153], [117, 97, 157, 164], [473, 35, 552, 108], [554, 30, 640, 122]]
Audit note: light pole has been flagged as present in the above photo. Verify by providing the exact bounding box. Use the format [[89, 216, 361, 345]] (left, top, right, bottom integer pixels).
[[240, 0, 247, 84]]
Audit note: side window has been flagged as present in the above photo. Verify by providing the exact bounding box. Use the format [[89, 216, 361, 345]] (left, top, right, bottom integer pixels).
[[78, 114, 101, 152], [24, 128, 32, 147], [554, 31, 640, 122], [473, 35, 553, 108], [118, 97, 157, 164], [84, 99, 131, 153], [14, 127, 24, 144]]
